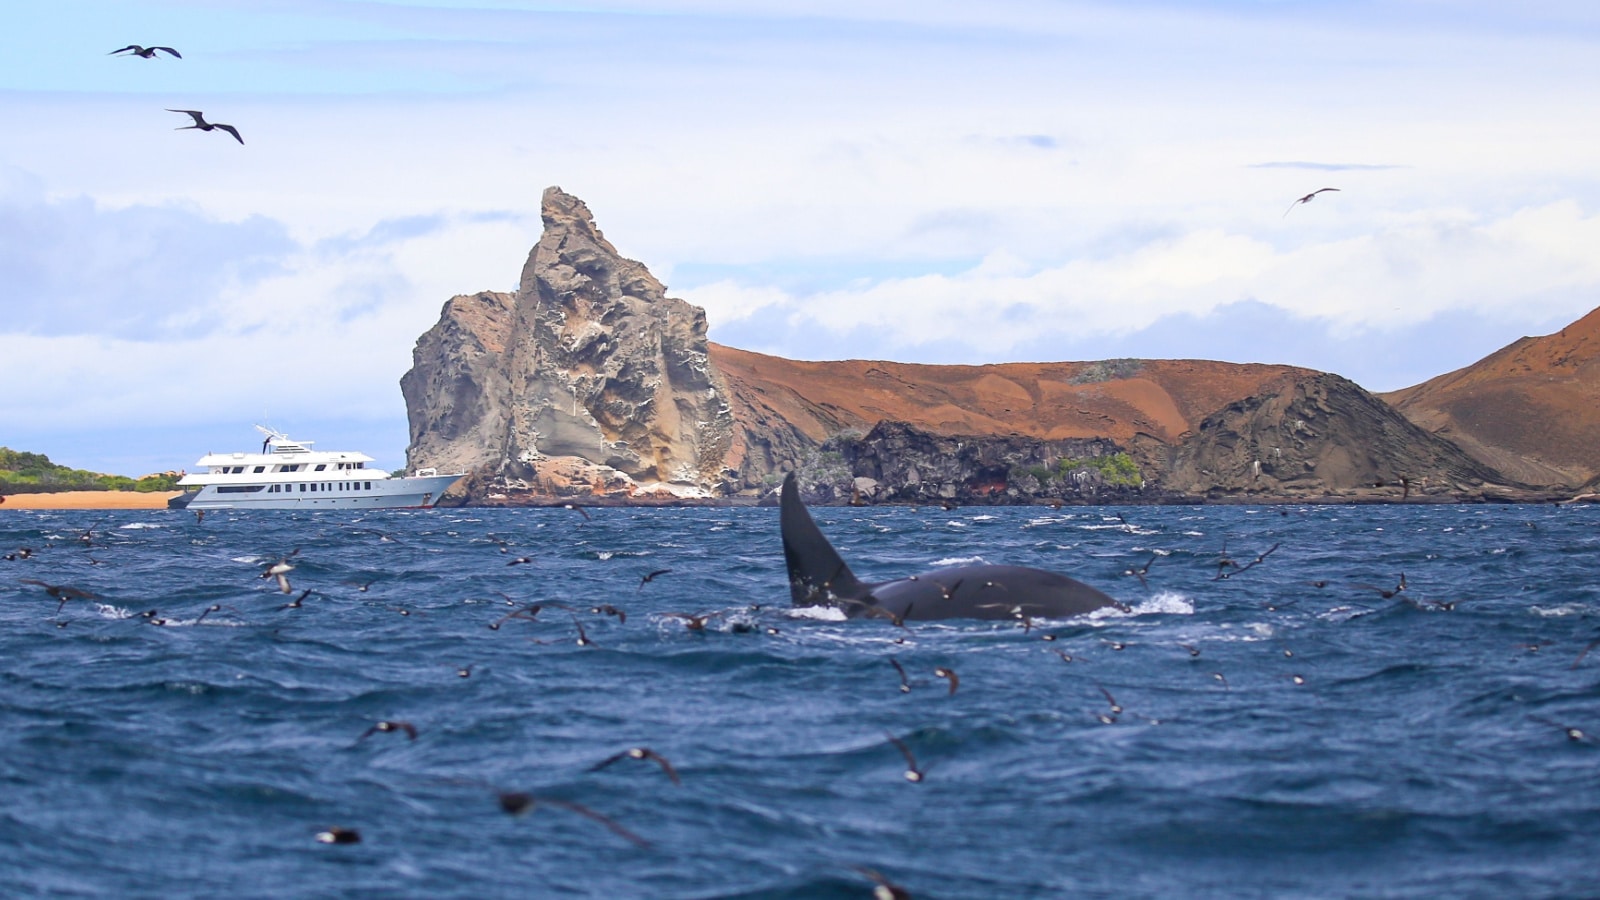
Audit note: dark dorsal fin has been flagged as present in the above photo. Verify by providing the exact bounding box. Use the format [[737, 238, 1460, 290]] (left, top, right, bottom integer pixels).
[[781, 473, 864, 606]]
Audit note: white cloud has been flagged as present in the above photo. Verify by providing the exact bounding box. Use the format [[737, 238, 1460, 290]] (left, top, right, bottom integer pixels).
[[685, 200, 1600, 358]]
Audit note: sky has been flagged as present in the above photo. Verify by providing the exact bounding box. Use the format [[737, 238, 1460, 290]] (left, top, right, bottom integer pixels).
[[5, 1, 1600, 476]]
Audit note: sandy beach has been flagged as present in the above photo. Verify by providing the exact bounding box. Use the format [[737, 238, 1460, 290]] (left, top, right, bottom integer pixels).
[[0, 491, 182, 510]]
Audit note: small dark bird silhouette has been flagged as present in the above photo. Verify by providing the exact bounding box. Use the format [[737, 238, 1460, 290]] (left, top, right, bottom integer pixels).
[[1123, 554, 1157, 588], [1571, 638, 1600, 670], [359, 720, 418, 741], [489, 603, 565, 630], [589, 604, 627, 624], [1352, 573, 1407, 599], [259, 549, 300, 594], [638, 569, 672, 590], [568, 612, 596, 646], [933, 667, 959, 696], [852, 866, 914, 900], [314, 827, 361, 844], [1178, 643, 1201, 658], [506, 556, 535, 566], [168, 109, 244, 144], [5, 547, 36, 561], [193, 603, 233, 625], [278, 588, 313, 610], [664, 612, 721, 631], [1284, 187, 1339, 217], [20, 579, 100, 614], [885, 733, 925, 783], [111, 45, 181, 59], [1098, 684, 1124, 720], [1531, 715, 1600, 745], [496, 792, 649, 847], [562, 503, 592, 520], [889, 657, 911, 693], [589, 747, 681, 785], [1215, 542, 1279, 581]]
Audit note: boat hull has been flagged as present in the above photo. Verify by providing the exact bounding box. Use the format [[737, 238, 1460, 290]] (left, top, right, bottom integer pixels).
[[168, 474, 463, 511]]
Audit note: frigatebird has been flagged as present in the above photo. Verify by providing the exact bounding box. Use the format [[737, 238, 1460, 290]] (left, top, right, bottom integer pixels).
[[1284, 187, 1339, 217], [168, 109, 243, 145], [111, 45, 181, 59]]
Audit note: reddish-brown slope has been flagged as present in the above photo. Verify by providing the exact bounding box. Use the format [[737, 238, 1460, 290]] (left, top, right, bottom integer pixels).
[[709, 344, 1312, 446], [1383, 306, 1600, 488]]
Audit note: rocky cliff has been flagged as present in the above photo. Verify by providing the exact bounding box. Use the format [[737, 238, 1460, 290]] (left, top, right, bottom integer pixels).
[[403, 188, 1549, 505], [402, 188, 734, 503], [1383, 307, 1600, 490]]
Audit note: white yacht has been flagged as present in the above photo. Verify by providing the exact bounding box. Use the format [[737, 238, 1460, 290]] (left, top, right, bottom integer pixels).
[[168, 427, 465, 511]]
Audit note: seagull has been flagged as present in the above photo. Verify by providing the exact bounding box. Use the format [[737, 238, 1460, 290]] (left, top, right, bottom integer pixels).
[[168, 109, 243, 145], [111, 45, 181, 59], [1284, 187, 1339, 217]]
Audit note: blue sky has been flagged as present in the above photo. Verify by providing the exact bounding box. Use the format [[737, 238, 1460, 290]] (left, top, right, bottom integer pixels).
[[5, 1, 1600, 476]]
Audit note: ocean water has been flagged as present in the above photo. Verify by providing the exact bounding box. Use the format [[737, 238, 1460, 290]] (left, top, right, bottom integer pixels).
[[1, 502, 1597, 898]]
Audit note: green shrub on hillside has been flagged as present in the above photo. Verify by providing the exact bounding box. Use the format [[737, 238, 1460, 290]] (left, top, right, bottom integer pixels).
[[0, 446, 176, 493]]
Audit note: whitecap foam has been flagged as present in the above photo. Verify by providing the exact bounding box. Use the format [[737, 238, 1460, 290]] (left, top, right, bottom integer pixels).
[[932, 556, 985, 567], [1531, 604, 1594, 617], [784, 606, 848, 621], [119, 522, 164, 530]]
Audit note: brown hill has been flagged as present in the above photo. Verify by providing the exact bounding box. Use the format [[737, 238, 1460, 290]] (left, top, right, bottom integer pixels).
[[403, 186, 1543, 505], [1383, 307, 1600, 489]]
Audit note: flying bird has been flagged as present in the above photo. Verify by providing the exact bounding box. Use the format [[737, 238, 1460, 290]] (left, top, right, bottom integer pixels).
[[1284, 187, 1340, 217], [885, 732, 926, 783], [852, 866, 914, 900], [20, 578, 100, 614], [637, 569, 672, 590], [495, 793, 650, 847], [889, 657, 911, 694], [358, 720, 418, 741], [589, 747, 681, 785], [111, 45, 181, 59], [933, 666, 959, 696], [168, 109, 244, 145]]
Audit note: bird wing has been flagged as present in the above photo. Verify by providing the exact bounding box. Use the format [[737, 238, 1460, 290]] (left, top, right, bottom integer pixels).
[[109, 46, 141, 55], [156, 47, 182, 58], [542, 798, 650, 847], [167, 109, 206, 125], [215, 124, 244, 144], [643, 751, 681, 784]]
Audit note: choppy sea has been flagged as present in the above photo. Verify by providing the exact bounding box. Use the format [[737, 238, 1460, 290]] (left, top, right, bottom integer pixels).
[[2, 502, 1598, 898]]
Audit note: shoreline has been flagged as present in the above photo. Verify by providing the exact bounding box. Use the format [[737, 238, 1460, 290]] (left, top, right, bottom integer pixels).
[[0, 491, 181, 510]]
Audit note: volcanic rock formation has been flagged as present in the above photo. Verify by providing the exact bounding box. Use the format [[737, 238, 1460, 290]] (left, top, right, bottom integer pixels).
[[402, 188, 734, 502], [403, 187, 1548, 505]]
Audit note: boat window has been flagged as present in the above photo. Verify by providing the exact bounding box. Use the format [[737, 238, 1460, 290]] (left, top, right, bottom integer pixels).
[[299, 484, 305, 492], [280, 464, 300, 473], [315, 464, 326, 471], [253, 466, 265, 473], [231, 466, 246, 474], [365, 482, 371, 490], [357, 462, 365, 469], [217, 485, 264, 493]]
